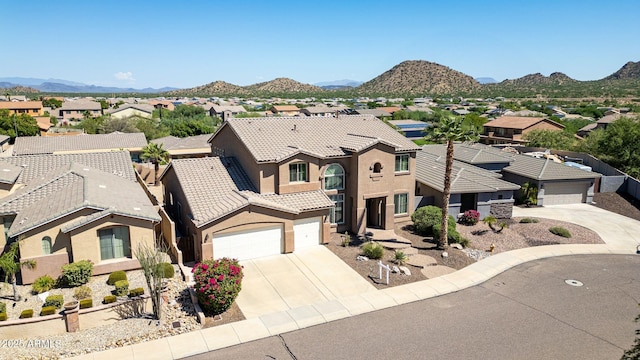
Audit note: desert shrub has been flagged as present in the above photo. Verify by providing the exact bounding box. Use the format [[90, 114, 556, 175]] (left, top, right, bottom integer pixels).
[[519, 218, 539, 223], [433, 222, 469, 247], [0, 302, 5, 314], [192, 258, 244, 316], [158, 262, 175, 279], [411, 206, 443, 235], [362, 242, 384, 259], [549, 226, 572, 238], [60, 260, 93, 287], [40, 306, 56, 316], [43, 294, 64, 309], [103, 295, 117, 304], [32, 275, 56, 294], [341, 232, 351, 247], [106, 270, 127, 285], [0, 313, 6, 321], [394, 250, 408, 265], [129, 287, 145, 297], [20, 309, 33, 318], [79, 299, 93, 309], [73, 285, 92, 300], [114, 280, 129, 297], [458, 210, 480, 226], [483, 216, 508, 233]]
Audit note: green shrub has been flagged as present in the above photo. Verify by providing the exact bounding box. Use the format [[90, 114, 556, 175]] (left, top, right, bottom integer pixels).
[[106, 270, 127, 285], [341, 232, 352, 247], [394, 250, 408, 265], [73, 285, 92, 300], [519, 218, 539, 223], [20, 309, 34, 318], [193, 258, 244, 316], [32, 275, 56, 294], [361, 242, 384, 259], [40, 306, 56, 316], [103, 295, 117, 304], [549, 226, 572, 238], [129, 287, 145, 297], [458, 210, 480, 226], [0, 302, 5, 314], [60, 260, 93, 287], [43, 294, 64, 309], [411, 206, 443, 235], [158, 262, 175, 279], [0, 312, 6, 321], [114, 280, 129, 297], [79, 299, 93, 309]]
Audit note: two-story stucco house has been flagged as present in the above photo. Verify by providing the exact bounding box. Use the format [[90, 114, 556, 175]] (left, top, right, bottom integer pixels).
[[481, 116, 565, 145], [160, 115, 419, 262]]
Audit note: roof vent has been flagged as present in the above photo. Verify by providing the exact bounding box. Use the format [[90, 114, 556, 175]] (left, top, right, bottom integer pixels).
[[2, 169, 10, 172], [99, 185, 106, 188], [133, 207, 141, 211], [293, 124, 297, 131]]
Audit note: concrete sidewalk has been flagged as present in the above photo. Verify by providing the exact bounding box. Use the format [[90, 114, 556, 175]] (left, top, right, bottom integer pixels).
[[70, 205, 640, 360]]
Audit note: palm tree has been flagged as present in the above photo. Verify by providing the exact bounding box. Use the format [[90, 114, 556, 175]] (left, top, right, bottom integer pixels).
[[141, 142, 170, 185], [424, 115, 479, 249], [0, 241, 36, 301]]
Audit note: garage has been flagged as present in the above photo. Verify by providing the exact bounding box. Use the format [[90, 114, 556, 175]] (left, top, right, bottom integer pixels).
[[294, 217, 321, 250], [542, 182, 588, 205], [213, 225, 283, 260]]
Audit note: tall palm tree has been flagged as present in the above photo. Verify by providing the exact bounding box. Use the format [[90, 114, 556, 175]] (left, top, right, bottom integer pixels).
[[425, 115, 479, 249], [141, 142, 170, 185], [0, 241, 36, 301]]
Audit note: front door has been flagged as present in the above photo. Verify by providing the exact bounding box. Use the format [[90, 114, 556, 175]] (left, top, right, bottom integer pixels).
[[460, 193, 477, 213], [366, 197, 385, 229]]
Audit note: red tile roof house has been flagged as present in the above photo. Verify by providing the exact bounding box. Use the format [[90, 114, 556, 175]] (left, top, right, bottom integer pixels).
[[481, 116, 565, 145], [160, 115, 419, 262]]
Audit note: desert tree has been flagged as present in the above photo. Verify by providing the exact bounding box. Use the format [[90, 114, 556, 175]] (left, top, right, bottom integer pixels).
[[134, 242, 168, 320], [0, 241, 36, 301], [141, 142, 170, 185]]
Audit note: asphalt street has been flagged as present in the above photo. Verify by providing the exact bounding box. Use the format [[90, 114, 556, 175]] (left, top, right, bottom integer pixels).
[[182, 254, 640, 360]]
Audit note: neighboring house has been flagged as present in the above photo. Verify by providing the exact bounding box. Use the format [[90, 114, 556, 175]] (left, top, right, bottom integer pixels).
[[481, 116, 565, 145], [377, 106, 401, 115], [388, 120, 430, 140], [34, 116, 52, 136], [270, 105, 301, 116], [151, 134, 212, 159], [0, 151, 159, 284], [106, 103, 154, 119], [300, 106, 346, 117], [422, 143, 515, 172], [162, 115, 419, 262], [12, 132, 148, 161], [0, 101, 44, 117], [415, 151, 520, 219], [148, 100, 175, 111], [58, 100, 102, 121], [354, 109, 392, 119], [577, 113, 636, 137], [209, 105, 247, 120]]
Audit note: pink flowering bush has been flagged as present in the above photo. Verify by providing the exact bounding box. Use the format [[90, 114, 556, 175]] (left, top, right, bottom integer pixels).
[[458, 210, 480, 226], [192, 258, 244, 316]]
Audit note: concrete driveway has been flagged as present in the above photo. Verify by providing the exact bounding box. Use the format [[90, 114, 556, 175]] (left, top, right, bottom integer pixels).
[[236, 246, 376, 319], [512, 203, 640, 250]]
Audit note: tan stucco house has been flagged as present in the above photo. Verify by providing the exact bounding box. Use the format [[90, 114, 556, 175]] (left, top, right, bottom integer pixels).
[[481, 116, 565, 145], [0, 151, 160, 284], [160, 115, 419, 262]]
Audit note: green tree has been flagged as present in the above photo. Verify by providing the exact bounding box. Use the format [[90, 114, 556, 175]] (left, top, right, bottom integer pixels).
[[596, 117, 640, 178], [0, 110, 39, 141], [41, 98, 62, 109], [462, 113, 488, 133], [99, 117, 140, 134], [423, 115, 479, 249], [136, 117, 170, 141], [522, 129, 576, 150], [141, 142, 169, 185], [0, 241, 36, 301], [74, 115, 105, 134]]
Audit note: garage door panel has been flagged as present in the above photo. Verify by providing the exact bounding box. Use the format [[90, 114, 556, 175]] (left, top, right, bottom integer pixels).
[[544, 182, 587, 205], [214, 225, 283, 260], [294, 217, 321, 249]]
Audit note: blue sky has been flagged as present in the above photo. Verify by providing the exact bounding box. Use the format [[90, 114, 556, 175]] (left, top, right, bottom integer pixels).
[[3, 0, 639, 89]]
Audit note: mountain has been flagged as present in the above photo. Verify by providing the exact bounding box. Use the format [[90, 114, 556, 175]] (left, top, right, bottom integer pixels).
[[498, 72, 577, 86], [244, 78, 323, 93], [315, 79, 362, 87], [165, 80, 245, 97], [0, 84, 39, 94], [0, 77, 86, 87], [0, 77, 178, 93], [357, 60, 481, 95], [604, 61, 640, 80], [475, 77, 497, 84]]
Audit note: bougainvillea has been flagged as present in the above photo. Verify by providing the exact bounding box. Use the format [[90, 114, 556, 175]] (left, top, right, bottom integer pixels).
[[192, 257, 244, 316], [458, 209, 480, 226]]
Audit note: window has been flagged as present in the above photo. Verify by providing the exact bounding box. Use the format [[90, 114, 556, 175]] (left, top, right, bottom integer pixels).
[[3, 216, 14, 242], [324, 164, 344, 190], [394, 193, 408, 215], [289, 162, 308, 183], [373, 162, 382, 173], [41, 236, 52, 255], [99, 227, 131, 260], [395, 154, 409, 172], [328, 194, 344, 224]]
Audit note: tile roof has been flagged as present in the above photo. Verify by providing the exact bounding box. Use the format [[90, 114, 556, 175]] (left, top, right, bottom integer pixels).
[[13, 132, 148, 155], [210, 105, 247, 114], [151, 135, 211, 155], [355, 109, 392, 117], [422, 143, 515, 164], [2, 162, 160, 237], [0, 101, 43, 110], [58, 100, 102, 111], [106, 103, 154, 115], [416, 151, 520, 193], [165, 157, 334, 227], [272, 105, 300, 112], [483, 116, 563, 130], [216, 115, 420, 163], [302, 106, 346, 114], [502, 154, 600, 181], [0, 151, 136, 185]]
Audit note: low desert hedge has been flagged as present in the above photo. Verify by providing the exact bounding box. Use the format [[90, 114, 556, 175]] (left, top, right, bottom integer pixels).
[[0, 302, 5, 314], [79, 299, 93, 309], [107, 270, 127, 285], [519, 217, 540, 223], [114, 280, 129, 297], [0, 312, 6, 321], [40, 306, 57, 316], [60, 260, 93, 287], [159, 262, 175, 278], [103, 295, 117, 304], [43, 294, 64, 309], [32, 275, 56, 294], [73, 285, 92, 300], [129, 287, 145, 297], [20, 309, 34, 319], [549, 226, 572, 238], [361, 242, 384, 259]]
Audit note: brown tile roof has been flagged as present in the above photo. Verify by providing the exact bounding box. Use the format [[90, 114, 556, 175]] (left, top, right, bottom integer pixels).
[[484, 116, 563, 130], [0, 101, 43, 110], [151, 134, 211, 155], [58, 100, 102, 111], [163, 157, 333, 227], [13, 132, 148, 155], [215, 115, 419, 163], [272, 105, 300, 112], [35, 116, 52, 131]]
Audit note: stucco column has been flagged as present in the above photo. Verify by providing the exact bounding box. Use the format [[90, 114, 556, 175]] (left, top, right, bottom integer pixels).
[[283, 222, 294, 253]]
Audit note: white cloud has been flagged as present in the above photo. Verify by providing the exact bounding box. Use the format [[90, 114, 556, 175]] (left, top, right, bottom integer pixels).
[[114, 71, 135, 82]]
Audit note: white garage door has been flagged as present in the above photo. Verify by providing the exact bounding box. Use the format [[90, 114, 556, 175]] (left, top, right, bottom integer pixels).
[[213, 225, 283, 260], [543, 182, 587, 205], [294, 217, 321, 250]]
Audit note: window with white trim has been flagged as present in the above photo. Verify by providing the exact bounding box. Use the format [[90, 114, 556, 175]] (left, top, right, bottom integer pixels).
[[328, 194, 344, 224], [42, 236, 52, 255], [289, 162, 308, 182], [324, 164, 344, 190], [394, 193, 408, 215], [395, 154, 409, 172], [99, 227, 131, 260]]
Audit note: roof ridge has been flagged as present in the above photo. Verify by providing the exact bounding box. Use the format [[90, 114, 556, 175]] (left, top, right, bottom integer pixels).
[[538, 158, 550, 179]]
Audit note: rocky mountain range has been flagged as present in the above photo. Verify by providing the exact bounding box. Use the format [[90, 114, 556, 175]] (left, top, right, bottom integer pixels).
[[0, 77, 177, 94]]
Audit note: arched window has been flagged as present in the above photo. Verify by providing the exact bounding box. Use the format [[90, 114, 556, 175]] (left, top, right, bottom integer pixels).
[[42, 236, 52, 255], [373, 162, 382, 173], [324, 164, 345, 190]]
